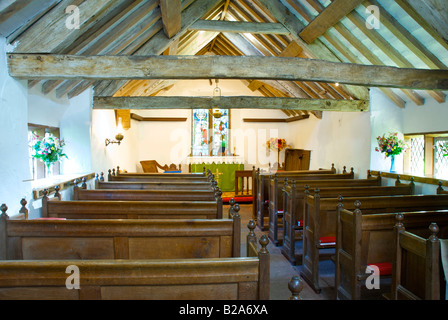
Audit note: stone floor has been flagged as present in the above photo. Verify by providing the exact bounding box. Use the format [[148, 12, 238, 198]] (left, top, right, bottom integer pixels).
[[232, 203, 335, 300]]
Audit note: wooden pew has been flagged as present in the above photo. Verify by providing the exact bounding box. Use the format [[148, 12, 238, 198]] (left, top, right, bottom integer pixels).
[[74, 184, 218, 201], [0, 204, 241, 260], [393, 218, 446, 300], [41, 191, 223, 220], [0, 236, 270, 300], [279, 175, 383, 264], [336, 197, 448, 300], [256, 167, 350, 231], [108, 169, 210, 182], [96, 180, 215, 191], [267, 168, 355, 243], [252, 165, 336, 222], [301, 182, 415, 293]]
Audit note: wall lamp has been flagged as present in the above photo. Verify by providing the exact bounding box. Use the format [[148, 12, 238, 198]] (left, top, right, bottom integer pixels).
[[105, 132, 124, 146], [105, 117, 124, 147]]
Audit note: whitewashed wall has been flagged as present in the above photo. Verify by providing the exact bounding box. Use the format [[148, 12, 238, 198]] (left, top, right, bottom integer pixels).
[[369, 88, 405, 173], [288, 107, 371, 178], [0, 37, 31, 216]]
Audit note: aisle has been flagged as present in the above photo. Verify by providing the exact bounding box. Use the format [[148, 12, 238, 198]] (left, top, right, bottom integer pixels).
[[232, 203, 334, 300]]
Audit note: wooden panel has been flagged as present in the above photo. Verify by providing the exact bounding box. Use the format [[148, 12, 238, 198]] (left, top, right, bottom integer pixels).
[[21, 238, 115, 260], [0, 287, 79, 300], [101, 283, 238, 300], [128, 237, 221, 259]]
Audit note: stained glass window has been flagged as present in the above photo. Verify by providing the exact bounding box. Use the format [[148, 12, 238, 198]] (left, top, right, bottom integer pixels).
[[192, 109, 230, 156]]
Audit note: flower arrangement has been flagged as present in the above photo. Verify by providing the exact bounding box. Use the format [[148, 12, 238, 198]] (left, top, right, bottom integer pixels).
[[266, 138, 290, 152], [375, 132, 406, 158], [30, 131, 67, 171]]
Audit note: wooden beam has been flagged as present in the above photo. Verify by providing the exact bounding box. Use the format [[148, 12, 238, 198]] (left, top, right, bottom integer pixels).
[[12, 0, 125, 53], [93, 96, 369, 112], [299, 0, 364, 44], [243, 115, 310, 122], [94, 0, 222, 97], [255, 0, 368, 100], [405, 0, 448, 45], [159, 0, 181, 38], [8, 54, 448, 91], [130, 113, 187, 122], [189, 20, 290, 34], [395, 0, 448, 51], [0, 0, 61, 38]]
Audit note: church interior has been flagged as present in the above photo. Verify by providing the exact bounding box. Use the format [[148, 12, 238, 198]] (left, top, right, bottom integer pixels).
[[0, 0, 448, 303]]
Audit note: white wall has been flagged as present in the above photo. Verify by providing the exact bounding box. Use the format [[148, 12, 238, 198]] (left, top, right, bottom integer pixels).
[[288, 108, 371, 178], [133, 79, 292, 171], [369, 88, 404, 173], [0, 37, 32, 216]]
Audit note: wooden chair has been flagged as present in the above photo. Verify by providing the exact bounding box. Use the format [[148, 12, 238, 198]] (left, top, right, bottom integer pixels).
[[140, 160, 181, 173]]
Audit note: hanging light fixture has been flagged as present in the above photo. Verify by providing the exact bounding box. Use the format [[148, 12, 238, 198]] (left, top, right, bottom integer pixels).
[[212, 79, 222, 119]]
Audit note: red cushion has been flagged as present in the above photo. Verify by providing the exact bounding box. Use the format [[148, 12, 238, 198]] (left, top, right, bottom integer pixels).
[[319, 236, 336, 246], [367, 262, 392, 276], [277, 210, 283, 214], [222, 197, 252, 203], [297, 220, 304, 227], [34, 218, 67, 220]]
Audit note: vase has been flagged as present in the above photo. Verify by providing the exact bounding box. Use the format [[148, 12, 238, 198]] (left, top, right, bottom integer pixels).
[[390, 155, 396, 173], [45, 163, 53, 178]]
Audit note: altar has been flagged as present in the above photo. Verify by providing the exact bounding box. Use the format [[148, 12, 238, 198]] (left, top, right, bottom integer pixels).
[[187, 156, 245, 192]]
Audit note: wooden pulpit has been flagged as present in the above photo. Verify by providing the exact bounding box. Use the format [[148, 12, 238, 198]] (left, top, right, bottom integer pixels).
[[284, 149, 311, 171]]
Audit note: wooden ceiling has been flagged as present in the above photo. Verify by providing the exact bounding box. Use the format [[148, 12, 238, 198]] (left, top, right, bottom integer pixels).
[[1, 0, 447, 121]]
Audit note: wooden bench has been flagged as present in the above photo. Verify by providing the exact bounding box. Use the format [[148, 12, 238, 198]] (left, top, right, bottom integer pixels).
[[74, 183, 218, 201], [0, 236, 270, 300], [336, 196, 448, 300], [108, 169, 210, 182], [96, 180, 215, 191], [42, 191, 223, 220], [252, 165, 336, 223], [0, 204, 241, 260], [393, 218, 446, 300], [256, 168, 350, 231], [279, 175, 383, 264], [300, 182, 415, 293], [267, 169, 355, 243]]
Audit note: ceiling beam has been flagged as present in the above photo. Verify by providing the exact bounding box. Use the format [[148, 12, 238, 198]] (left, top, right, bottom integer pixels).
[[131, 113, 187, 122], [189, 20, 290, 34], [0, 0, 62, 38], [94, 0, 222, 97], [159, 0, 181, 38], [254, 0, 368, 100], [299, 0, 364, 44], [11, 0, 125, 53], [243, 115, 310, 122], [405, 0, 448, 45], [93, 96, 369, 112], [8, 54, 448, 91]]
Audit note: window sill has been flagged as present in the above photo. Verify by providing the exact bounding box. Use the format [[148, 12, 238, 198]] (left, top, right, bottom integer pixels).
[[369, 170, 448, 187], [31, 172, 95, 200]]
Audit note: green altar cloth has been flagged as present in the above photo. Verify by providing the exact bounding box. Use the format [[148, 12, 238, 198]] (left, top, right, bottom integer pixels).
[[190, 162, 244, 192]]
